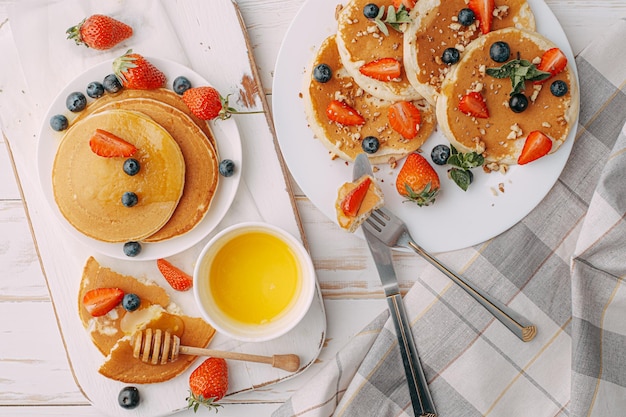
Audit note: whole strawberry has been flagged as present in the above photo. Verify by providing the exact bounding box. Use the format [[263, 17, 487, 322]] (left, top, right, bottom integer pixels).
[[187, 358, 228, 412], [113, 50, 166, 90], [182, 86, 263, 121], [156, 258, 193, 291], [67, 14, 133, 50], [395, 152, 440, 206]]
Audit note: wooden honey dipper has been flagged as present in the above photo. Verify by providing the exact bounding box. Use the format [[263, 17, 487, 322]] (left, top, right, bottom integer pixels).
[[132, 329, 301, 372]]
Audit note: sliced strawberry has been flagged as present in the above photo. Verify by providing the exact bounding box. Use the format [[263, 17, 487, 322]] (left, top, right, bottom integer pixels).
[[89, 129, 137, 157], [459, 92, 489, 119], [157, 259, 193, 291], [392, 0, 417, 10], [359, 58, 402, 82], [388, 101, 421, 139], [468, 0, 495, 34], [326, 100, 366, 126], [536, 48, 568, 79], [518, 131, 553, 165], [83, 287, 124, 317], [341, 176, 372, 217]]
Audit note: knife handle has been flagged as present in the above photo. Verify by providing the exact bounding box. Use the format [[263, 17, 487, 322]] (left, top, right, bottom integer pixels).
[[387, 293, 437, 417]]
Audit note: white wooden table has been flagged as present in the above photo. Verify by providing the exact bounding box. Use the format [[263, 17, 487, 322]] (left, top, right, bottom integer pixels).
[[1, 1, 625, 416]]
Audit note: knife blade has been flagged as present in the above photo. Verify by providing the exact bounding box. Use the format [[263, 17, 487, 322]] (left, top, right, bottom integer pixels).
[[353, 154, 437, 417]]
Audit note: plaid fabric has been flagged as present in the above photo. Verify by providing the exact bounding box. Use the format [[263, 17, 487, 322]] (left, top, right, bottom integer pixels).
[[273, 18, 626, 417]]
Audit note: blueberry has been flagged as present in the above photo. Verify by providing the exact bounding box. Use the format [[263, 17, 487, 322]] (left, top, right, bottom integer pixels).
[[218, 159, 235, 177], [313, 63, 332, 83], [118, 386, 140, 409], [490, 41, 510, 63], [122, 293, 141, 312], [361, 136, 380, 154], [50, 114, 69, 131], [173, 76, 192, 95], [123, 241, 142, 257], [442, 48, 460, 65], [509, 93, 529, 113], [123, 158, 140, 176], [363, 3, 379, 19], [458, 8, 476, 26], [66, 92, 87, 112], [122, 192, 138, 207], [103, 74, 122, 93], [550, 80, 568, 97], [431, 144, 451, 165], [86, 81, 105, 98]]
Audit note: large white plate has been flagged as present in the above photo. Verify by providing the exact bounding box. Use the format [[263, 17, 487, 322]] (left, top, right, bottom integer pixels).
[[273, 0, 579, 253], [37, 58, 242, 260]]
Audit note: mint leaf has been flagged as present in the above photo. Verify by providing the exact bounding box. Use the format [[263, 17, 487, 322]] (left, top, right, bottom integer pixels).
[[447, 145, 484, 170], [450, 168, 472, 192], [373, 5, 411, 36], [486, 57, 551, 95]]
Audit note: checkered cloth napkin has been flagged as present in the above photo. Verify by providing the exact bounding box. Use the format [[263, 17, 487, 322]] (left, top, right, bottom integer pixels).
[[274, 18, 626, 417]]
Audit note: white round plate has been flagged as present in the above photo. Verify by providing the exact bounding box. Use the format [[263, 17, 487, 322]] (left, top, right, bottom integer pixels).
[[38, 58, 242, 260], [272, 0, 579, 253]]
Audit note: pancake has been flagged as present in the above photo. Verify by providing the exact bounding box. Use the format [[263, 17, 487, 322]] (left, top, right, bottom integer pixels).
[[336, 0, 421, 101], [335, 174, 384, 233], [436, 28, 579, 165], [79, 257, 216, 384], [403, 0, 536, 105], [53, 109, 186, 242], [305, 35, 436, 164]]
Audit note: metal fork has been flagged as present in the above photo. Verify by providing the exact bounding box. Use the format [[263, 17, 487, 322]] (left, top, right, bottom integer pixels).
[[363, 207, 537, 342]]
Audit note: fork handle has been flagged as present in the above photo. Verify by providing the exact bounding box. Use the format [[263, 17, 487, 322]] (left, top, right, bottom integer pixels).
[[407, 241, 537, 342]]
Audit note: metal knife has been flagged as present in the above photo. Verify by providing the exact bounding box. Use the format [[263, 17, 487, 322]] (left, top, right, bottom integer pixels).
[[353, 154, 437, 417]]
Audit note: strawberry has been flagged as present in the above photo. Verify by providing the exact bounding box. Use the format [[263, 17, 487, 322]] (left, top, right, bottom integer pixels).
[[468, 0, 495, 34], [82, 288, 124, 317], [112, 50, 166, 90], [67, 14, 133, 50], [89, 129, 137, 157], [536, 48, 568, 80], [459, 92, 489, 119], [341, 176, 372, 217], [182, 86, 261, 121], [392, 0, 417, 10], [157, 259, 193, 291], [395, 153, 440, 206], [326, 100, 366, 126], [186, 358, 228, 412], [359, 58, 402, 81], [388, 101, 421, 139], [518, 131, 552, 165]]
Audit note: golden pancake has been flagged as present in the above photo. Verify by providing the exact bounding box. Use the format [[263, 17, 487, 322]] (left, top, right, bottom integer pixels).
[[53, 110, 186, 242], [88, 98, 219, 242], [79, 257, 216, 384], [336, 0, 421, 101], [305, 35, 436, 164], [436, 28, 579, 165], [404, 0, 536, 105], [335, 174, 384, 233]]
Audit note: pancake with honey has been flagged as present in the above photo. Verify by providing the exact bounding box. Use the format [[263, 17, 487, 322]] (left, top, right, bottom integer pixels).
[[403, 0, 535, 105], [436, 28, 579, 165], [304, 35, 436, 165], [335, 173, 384, 233]]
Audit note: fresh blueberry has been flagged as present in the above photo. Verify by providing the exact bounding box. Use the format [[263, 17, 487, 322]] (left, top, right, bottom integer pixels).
[[103, 74, 123, 93], [313, 63, 332, 83], [361, 136, 380, 154], [86, 81, 105, 98], [458, 8, 476, 26], [363, 3, 379, 19], [123, 158, 140, 176], [118, 386, 140, 409], [550, 80, 568, 97], [431, 144, 451, 165], [122, 192, 138, 207], [442, 48, 460, 65], [509, 93, 529, 113], [123, 241, 142, 257], [173, 76, 192, 95], [218, 159, 235, 177], [122, 293, 141, 312], [50, 114, 69, 131], [490, 41, 511, 63], [66, 92, 87, 112]]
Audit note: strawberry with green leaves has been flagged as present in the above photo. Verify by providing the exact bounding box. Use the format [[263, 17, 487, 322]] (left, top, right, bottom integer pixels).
[[67, 15, 132, 50], [518, 131, 552, 165], [395, 153, 439, 206], [157, 259, 193, 291], [187, 358, 229, 412], [182, 86, 262, 121], [113, 50, 166, 90], [82, 288, 124, 317]]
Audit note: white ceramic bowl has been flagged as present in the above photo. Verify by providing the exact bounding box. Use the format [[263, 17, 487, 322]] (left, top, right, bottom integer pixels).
[[193, 222, 316, 342]]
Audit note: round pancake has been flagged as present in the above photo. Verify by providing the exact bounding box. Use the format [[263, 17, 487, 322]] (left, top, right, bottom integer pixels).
[[53, 109, 186, 242], [336, 0, 422, 101], [436, 28, 579, 165], [89, 98, 219, 242], [305, 35, 436, 164], [404, 0, 536, 106]]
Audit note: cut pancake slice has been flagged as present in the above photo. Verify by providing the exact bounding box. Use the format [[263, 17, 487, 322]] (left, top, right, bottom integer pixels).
[[335, 174, 384, 233]]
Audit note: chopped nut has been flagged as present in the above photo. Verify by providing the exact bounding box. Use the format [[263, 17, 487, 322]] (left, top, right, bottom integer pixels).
[[542, 121, 552, 128]]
